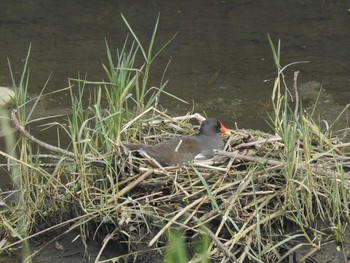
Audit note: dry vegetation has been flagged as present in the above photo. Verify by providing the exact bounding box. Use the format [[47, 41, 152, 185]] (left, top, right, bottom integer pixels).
[[3, 106, 350, 262]]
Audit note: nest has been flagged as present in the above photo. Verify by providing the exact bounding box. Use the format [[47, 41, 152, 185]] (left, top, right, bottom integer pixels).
[[100, 113, 349, 262], [9, 110, 350, 262]]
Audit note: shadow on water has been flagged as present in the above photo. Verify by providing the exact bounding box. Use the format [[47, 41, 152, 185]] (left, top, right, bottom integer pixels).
[[1, 1, 350, 262]]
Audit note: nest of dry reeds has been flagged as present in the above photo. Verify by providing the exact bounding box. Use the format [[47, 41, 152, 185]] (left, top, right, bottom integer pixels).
[[7, 110, 350, 262], [93, 112, 349, 262]]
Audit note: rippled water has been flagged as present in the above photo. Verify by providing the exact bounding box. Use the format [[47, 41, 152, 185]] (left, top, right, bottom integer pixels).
[[1, 1, 349, 131]]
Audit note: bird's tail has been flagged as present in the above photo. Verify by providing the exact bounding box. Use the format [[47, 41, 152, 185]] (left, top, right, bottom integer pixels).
[[123, 143, 142, 151]]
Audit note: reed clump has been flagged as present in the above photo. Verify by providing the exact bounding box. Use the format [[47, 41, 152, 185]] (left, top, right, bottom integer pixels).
[[0, 21, 349, 263]]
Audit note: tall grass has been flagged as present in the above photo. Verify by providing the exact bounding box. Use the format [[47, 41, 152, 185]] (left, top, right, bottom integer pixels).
[[62, 15, 180, 208], [61, 15, 181, 223], [1, 44, 34, 262], [0, 15, 179, 260], [268, 35, 349, 252]]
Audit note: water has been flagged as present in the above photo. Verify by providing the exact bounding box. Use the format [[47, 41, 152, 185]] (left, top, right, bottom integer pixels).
[[1, 1, 349, 131]]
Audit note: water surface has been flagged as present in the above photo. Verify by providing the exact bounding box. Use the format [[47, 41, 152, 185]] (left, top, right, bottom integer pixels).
[[1, 0, 349, 131]]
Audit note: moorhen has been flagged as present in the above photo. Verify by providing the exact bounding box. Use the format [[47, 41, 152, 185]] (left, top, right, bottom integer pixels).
[[125, 118, 230, 166]]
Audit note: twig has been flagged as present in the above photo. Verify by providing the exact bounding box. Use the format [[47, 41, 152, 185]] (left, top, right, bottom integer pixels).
[[216, 150, 284, 166], [192, 161, 227, 171], [143, 110, 206, 126], [107, 169, 154, 204], [294, 70, 300, 119], [120, 106, 154, 133], [11, 109, 106, 165], [234, 136, 282, 150], [191, 214, 237, 261]]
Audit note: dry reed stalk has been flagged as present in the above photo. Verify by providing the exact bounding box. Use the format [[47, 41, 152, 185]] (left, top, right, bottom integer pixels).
[[107, 169, 154, 204]]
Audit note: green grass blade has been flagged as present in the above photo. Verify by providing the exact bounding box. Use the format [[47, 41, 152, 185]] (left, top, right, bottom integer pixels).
[[25, 73, 52, 123], [192, 166, 220, 212], [267, 34, 280, 69], [147, 13, 160, 61], [121, 14, 147, 60]]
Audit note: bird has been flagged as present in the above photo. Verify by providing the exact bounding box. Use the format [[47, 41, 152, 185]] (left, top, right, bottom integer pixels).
[[124, 118, 230, 166]]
